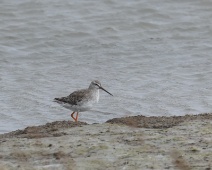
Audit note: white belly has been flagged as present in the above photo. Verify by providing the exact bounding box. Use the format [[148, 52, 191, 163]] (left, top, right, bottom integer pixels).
[[62, 103, 92, 112], [62, 90, 99, 112]]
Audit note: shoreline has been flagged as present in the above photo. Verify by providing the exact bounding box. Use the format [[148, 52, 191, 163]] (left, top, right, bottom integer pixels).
[[0, 113, 211, 169]]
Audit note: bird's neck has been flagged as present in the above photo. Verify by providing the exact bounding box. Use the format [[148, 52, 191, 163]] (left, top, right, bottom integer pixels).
[[90, 88, 99, 102]]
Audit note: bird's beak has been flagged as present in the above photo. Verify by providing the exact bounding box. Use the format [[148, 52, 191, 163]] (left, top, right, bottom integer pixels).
[[99, 86, 113, 96]]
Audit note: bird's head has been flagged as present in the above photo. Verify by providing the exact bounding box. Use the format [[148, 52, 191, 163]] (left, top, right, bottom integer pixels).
[[90, 80, 113, 96]]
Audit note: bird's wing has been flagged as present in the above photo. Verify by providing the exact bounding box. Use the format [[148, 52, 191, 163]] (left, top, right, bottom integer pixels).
[[54, 89, 88, 105]]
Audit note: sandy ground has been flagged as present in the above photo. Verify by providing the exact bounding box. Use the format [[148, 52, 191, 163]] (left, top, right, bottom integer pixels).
[[0, 113, 211, 170]]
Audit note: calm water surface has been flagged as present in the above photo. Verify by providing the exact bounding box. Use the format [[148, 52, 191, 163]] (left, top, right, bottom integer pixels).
[[0, 0, 212, 133]]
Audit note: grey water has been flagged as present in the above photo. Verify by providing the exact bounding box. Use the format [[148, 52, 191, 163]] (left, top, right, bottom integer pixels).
[[1, 0, 212, 133]]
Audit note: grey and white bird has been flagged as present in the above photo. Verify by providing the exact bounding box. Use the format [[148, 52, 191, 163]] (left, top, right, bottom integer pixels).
[[54, 80, 113, 122]]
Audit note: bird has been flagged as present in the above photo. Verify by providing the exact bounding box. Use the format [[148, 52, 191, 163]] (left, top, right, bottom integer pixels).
[[54, 80, 113, 122]]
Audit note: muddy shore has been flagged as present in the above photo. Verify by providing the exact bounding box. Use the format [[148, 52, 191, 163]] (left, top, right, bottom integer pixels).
[[0, 113, 211, 170]]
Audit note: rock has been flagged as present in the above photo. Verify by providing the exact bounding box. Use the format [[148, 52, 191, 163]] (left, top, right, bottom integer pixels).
[[0, 113, 211, 170]]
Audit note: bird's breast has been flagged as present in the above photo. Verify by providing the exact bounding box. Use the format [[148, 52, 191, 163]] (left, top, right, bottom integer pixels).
[[89, 89, 99, 103], [96, 91, 99, 103]]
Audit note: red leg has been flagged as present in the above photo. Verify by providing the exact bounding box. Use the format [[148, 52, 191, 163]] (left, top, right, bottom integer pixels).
[[71, 112, 76, 121], [71, 112, 78, 122], [75, 112, 79, 122]]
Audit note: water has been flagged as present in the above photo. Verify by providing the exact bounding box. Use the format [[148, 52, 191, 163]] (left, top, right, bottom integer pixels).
[[0, 0, 212, 133]]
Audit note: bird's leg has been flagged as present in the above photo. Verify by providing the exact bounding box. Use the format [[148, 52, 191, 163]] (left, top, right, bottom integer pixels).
[[71, 112, 76, 121], [75, 112, 79, 122], [71, 112, 78, 122]]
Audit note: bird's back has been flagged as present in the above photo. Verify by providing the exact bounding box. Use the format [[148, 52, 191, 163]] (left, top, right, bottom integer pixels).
[[54, 89, 89, 105]]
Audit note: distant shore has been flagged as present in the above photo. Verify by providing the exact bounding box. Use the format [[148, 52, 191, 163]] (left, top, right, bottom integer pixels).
[[0, 113, 211, 170]]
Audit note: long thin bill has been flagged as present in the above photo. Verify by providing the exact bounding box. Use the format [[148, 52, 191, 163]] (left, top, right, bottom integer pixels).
[[99, 86, 113, 96]]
